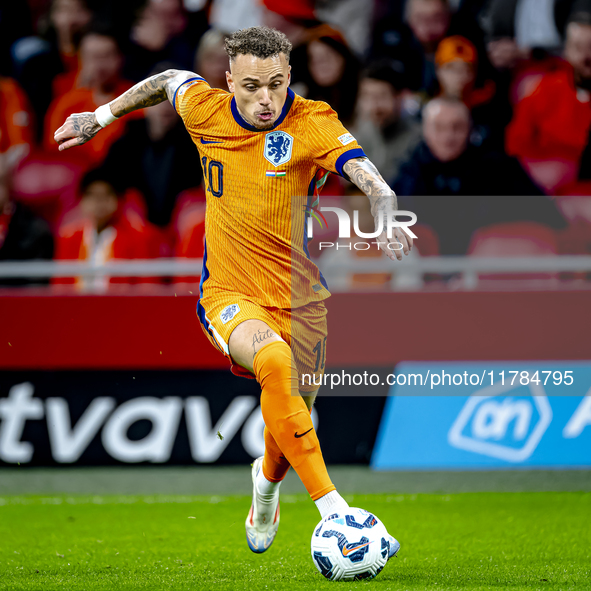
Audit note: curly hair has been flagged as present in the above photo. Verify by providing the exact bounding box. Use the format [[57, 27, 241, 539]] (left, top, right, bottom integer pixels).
[[224, 26, 292, 62]]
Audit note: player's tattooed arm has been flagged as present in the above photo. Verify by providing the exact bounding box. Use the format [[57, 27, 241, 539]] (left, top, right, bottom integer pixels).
[[109, 69, 197, 115], [342, 157, 413, 261], [53, 70, 197, 151]]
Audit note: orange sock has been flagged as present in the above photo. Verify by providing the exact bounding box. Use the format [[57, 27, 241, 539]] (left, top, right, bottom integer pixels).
[[263, 408, 314, 482], [262, 426, 290, 482], [254, 340, 335, 501]]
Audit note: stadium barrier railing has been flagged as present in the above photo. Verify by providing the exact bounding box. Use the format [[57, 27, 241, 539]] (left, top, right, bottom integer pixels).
[[1, 255, 591, 280]]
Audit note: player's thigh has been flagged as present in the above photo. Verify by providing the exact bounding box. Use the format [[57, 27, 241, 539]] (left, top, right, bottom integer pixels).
[[228, 318, 284, 374], [198, 294, 283, 376]]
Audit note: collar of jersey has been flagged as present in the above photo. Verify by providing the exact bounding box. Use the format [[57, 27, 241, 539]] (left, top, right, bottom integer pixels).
[[230, 87, 295, 132]]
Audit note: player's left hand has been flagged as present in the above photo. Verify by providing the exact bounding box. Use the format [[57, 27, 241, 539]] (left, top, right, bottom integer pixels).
[[53, 112, 102, 151], [376, 225, 413, 262]]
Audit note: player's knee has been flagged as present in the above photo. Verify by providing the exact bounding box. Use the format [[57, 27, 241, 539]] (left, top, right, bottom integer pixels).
[[300, 392, 317, 411]]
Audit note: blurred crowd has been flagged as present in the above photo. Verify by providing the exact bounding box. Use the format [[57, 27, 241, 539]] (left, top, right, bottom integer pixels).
[[1, 0, 591, 290]]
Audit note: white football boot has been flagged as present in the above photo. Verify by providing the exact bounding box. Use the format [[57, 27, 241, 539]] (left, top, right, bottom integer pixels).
[[245, 457, 280, 553]]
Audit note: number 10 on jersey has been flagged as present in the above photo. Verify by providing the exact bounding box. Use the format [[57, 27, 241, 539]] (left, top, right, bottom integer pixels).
[[202, 156, 224, 198]]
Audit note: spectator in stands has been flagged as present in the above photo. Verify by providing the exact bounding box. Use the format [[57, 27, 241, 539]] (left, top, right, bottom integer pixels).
[[260, 1, 319, 48], [303, 25, 360, 124], [482, 0, 569, 71], [393, 98, 562, 254], [371, 0, 493, 96], [0, 153, 54, 284], [505, 13, 591, 191], [194, 29, 229, 90], [44, 23, 141, 172], [102, 63, 202, 228], [125, 0, 194, 82], [0, 77, 35, 169], [434, 35, 510, 150], [15, 0, 93, 137], [55, 167, 155, 290], [354, 63, 421, 182], [394, 98, 539, 195], [407, 0, 452, 55]]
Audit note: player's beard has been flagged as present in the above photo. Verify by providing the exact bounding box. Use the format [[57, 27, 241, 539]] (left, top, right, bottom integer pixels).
[[254, 115, 277, 129], [253, 119, 276, 129], [252, 109, 277, 129], [236, 104, 276, 129]]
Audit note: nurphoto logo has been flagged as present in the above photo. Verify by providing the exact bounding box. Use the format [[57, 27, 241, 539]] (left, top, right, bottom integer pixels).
[[305, 206, 418, 251]]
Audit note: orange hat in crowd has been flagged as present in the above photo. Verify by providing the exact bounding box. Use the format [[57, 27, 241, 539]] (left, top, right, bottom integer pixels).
[[305, 23, 348, 47], [435, 36, 477, 67]]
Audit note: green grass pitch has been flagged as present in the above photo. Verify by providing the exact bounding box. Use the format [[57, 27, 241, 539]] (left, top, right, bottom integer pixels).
[[0, 491, 589, 590]]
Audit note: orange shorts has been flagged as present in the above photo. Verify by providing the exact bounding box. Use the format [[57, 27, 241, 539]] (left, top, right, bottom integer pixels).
[[197, 292, 328, 392]]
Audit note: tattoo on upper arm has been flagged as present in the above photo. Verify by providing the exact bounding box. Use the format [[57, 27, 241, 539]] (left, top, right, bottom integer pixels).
[[342, 158, 398, 227], [163, 71, 199, 103], [110, 70, 199, 117]]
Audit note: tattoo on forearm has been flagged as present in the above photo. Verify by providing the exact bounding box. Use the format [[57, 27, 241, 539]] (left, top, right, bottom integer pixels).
[[252, 329, 276, 355], [343, 158, 398, 232]]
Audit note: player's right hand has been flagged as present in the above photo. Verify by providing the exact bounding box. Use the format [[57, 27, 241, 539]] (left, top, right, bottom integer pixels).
[[53, 112, 102, 151]]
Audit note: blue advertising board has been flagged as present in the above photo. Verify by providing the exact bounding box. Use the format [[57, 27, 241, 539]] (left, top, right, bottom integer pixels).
[[371, 362, 591, 470]]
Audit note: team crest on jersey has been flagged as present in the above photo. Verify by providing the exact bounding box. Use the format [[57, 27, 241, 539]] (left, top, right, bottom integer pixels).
[[220, 304, 240, 324], [264, 131, 293, 166]]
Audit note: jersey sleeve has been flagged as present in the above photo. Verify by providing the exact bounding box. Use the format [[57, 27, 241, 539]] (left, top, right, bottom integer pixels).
[[172, 76, 218, 135], [306, 101, 366, 178]]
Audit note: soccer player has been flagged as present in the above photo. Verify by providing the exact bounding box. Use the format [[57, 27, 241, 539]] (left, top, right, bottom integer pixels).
[[54, 26, 411, 557]]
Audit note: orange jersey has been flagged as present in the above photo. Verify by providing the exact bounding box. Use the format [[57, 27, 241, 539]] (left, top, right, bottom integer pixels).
[[173, 77, 365, 309]]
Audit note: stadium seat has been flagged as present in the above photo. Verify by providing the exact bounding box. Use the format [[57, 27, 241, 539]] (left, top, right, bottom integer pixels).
[[413, 224, 439, 257], [412, 223, 442, 285], [171, 188, 207, 284], [519, 157, 579, 195], [554, 185, 591, 220], [552, 189, 591, 260], [11, 150, 84, 231], [305, 196, 343, 259], [467, 222, 559, 286], [348, 224, 437, 291]]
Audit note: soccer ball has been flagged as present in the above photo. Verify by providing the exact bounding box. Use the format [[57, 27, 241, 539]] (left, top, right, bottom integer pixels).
[[310, 507, 391, 581]]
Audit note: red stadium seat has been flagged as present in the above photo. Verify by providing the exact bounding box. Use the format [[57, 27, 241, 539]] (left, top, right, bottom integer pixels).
[[468, 222, 558, 286], [412, 224, 441, 284], [171, 188, 207, 284], [306, 196, 343, 259], [11, 150, 84, 231], [519, 157, 579, 195], [552, 193, 591, 264], [413, 224, 439, 257]]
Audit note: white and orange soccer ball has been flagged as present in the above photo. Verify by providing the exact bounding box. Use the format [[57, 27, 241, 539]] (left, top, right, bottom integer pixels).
[[310, 507, 395, 581]]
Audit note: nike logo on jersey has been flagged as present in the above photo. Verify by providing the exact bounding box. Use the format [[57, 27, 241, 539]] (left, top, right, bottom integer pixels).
[[200, 138, 223, 144], [294, 428, 313, 438]]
